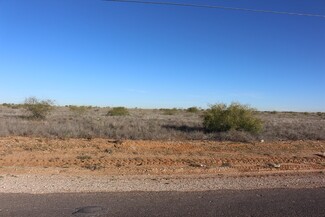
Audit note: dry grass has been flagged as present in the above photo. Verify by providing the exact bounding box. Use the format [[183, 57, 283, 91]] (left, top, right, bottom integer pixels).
[[0, 105, 324, 141], [259, 111, 325, 141]]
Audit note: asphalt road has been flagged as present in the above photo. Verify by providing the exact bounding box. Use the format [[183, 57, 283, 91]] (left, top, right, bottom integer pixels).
[[0, 188, 324, 217]]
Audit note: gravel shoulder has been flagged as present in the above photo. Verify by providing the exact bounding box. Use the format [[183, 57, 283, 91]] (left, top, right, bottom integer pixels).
[[0, 172, 324, 194]]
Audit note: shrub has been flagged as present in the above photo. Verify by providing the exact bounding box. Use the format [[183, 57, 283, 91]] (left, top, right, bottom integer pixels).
[[186, 107, 199, 113], [23, 97, 54, 120], [160, 108, 178, 115], [69, 105, 89, 115], [316, 112, 325, 119], [203, 103, 262, 133], [107, 107, 129, 116], [2, 103, 24, 109]]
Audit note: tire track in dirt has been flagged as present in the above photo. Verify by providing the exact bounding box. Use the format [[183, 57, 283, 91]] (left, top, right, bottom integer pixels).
[[1, 137, 324, 175], [0, 156, 324, 173]]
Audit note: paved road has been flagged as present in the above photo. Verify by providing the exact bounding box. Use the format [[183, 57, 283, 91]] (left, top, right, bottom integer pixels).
[[0, 188, 324, 217]]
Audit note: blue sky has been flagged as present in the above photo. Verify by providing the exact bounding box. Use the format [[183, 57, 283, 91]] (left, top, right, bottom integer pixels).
[[0, 0, 324, 111]]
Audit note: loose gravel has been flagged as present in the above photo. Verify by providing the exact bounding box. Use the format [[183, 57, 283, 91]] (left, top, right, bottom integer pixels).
[[0, 172, 324, 194]]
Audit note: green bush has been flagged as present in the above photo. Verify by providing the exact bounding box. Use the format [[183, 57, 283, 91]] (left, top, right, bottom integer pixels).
[[186, 107, 199, 113], [23, 97, 54, 120], [203, 103, 262, 133], [107, 107, 129, 116]]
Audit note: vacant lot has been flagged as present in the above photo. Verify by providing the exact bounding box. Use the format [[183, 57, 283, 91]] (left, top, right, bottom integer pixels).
[[0, 105, 324, 141], [0, 105, 324, 176]]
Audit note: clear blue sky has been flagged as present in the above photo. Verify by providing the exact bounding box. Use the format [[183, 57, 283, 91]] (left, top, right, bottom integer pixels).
[[0, 0, 324, 111]]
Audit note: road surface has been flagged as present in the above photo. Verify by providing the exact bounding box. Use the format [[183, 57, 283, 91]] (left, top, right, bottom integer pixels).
[[0, 188, 324, 217]]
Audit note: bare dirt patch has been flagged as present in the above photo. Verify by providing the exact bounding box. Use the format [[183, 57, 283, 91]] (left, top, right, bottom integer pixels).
[[0, 137, 324, 176]]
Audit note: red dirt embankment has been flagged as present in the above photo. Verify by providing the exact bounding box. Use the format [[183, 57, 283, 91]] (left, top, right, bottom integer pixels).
[[0, 137, 324, 176]]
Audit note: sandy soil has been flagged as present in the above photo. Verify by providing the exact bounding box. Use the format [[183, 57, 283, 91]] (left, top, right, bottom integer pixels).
[[0, 136, 324, 176]]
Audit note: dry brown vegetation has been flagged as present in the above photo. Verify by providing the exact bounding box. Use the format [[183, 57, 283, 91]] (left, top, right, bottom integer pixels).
[[0, 104, 324, 142]]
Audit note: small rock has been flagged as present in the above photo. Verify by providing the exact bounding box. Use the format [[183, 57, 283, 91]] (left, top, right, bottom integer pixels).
[[268, 163, 281, 168]]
